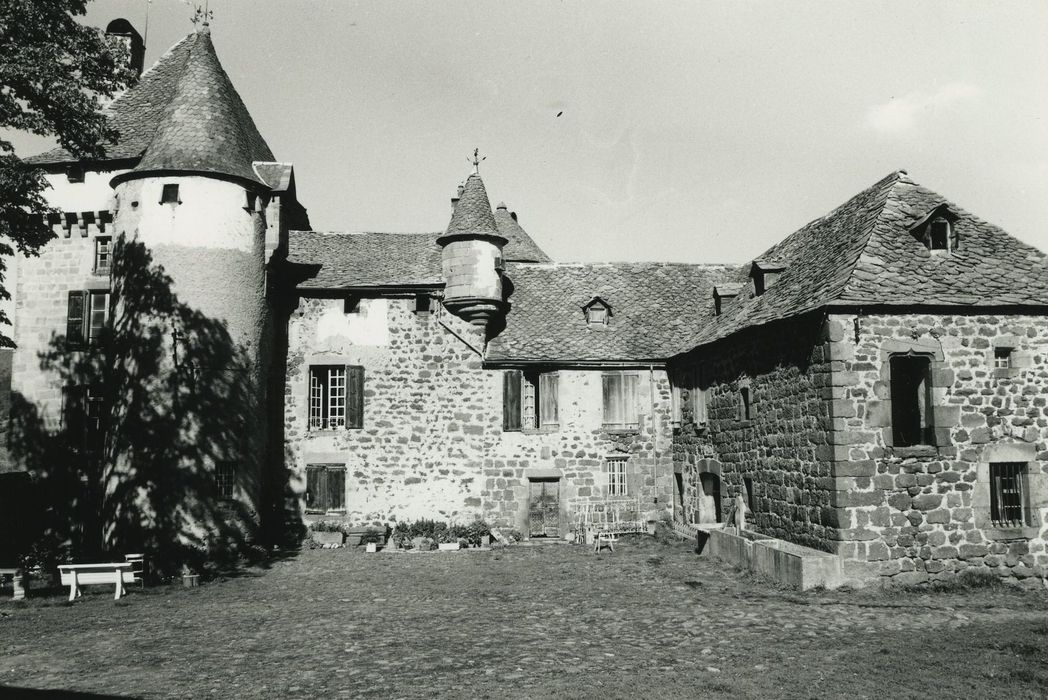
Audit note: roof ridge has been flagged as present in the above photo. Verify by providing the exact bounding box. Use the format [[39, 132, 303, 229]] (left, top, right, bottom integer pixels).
[[292, 230, 440, 237]]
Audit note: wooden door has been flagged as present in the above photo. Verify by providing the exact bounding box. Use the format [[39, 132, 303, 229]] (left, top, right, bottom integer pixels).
[[528, 480, 560, 537]]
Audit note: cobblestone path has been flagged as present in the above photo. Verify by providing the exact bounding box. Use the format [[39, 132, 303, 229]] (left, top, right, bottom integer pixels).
[[2, 538, 1047, 698]]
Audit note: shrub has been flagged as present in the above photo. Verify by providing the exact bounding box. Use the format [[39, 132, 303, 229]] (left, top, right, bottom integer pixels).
[[359, 528, 384, 545]]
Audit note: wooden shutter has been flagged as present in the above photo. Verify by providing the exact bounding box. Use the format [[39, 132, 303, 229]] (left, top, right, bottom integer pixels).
[[692, 367, 707, 425], [503, 370, 522, 431], [623, 374, 639, 425], [67, 291, 86, 344], [602, 373, 620, 426], [539, 373, 559, 426], [306, 466, 324, 512], [327, 468, 346, 510], [346, 366, 364, 428]]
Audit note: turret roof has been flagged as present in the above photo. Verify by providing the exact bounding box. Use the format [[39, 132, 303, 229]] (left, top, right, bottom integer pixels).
[[494, 203, 551, 263], [438, 172, 506, 245], [29, 26, 274, 187]]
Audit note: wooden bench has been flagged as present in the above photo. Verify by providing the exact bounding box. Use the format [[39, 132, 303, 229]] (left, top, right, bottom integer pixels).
[[58, 563, 135, 601]]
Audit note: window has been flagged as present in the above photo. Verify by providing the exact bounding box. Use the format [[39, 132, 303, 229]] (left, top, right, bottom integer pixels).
[[215, 462, 237, 500], [308, 365, 363, 429], [607, 457, 628, 496], [305, 464, 346, 513], [602, 371, 639, 428], [994, 347, 1013, 369], [94, 236, 111, 275], [160, 183, 180, 204], [414, 294, 431, 315], [890, 355, 933, 447], [737, 386, 751, 421], [929, 220, 950, 251], [583, 297, 611, 326], [503, 370, 559, 431], [344, 297, 360, 314], [66, 166, 85, 183], [62, 385, 105, 460], [743, 476, 755, 513], [66, 290, 111, 346], [990, 463, 1028, 528]]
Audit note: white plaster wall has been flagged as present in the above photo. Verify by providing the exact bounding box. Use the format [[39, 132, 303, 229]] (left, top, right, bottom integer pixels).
[[114, 176, 257, 252], [42, 169, 126, 213], [313, 299, 390, 347]]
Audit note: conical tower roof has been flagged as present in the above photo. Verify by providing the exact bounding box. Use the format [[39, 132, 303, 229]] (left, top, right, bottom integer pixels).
[[494, 202, 551, 262], [112, 25, 273, 187], [437, 172, 507, 246]]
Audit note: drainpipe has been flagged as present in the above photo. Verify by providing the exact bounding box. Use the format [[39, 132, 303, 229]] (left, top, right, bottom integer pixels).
[[649, 364, 658, 513]]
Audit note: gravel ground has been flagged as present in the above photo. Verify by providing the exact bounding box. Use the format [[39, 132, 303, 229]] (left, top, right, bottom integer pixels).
[[2, 537, 1047, 699]]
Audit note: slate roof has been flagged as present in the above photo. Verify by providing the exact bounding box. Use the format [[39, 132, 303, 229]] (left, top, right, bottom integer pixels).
[[487, 262, 741, 363], [288, 231, 442, 289], [438, 173, 505, 244], [682, 171, 1048, 352], [116, 26, 274, 185], [253, 163, 294, 192], [26, 33, 197, 165], [494, 203, 551, 262], [29, 27, 274, 188]]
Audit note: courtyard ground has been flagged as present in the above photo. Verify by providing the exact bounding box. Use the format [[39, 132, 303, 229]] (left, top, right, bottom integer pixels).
[[1, 537, 1047, 699]]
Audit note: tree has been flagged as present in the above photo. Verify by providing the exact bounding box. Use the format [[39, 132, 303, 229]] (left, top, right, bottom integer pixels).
[[0, 0, 134, 345]]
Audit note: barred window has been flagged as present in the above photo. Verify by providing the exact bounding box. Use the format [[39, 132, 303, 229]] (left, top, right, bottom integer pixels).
[[990, 463, 1028, 528], [215, 462, 237, 500], [308, 365, 363, 429]]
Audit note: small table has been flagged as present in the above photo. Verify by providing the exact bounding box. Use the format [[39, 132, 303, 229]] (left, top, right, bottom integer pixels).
[[58, 563, 135, 601]]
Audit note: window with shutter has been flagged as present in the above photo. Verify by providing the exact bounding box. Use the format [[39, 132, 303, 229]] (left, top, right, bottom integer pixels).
[[889, 355, 933, 446], [504, 370, 558, 431], [690, 366, 707, 426], [305, 464, 346, 512], [602, 372, 639, 428], [308, 365, 363, 429]]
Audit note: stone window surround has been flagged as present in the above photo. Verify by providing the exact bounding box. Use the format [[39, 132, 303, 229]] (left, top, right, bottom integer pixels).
[[971, 442, 1046, 541], [870, 338, 956, 455], [992, 334, 1031, 380]]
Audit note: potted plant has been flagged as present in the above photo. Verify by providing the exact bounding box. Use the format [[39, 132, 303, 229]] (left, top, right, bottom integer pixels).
[[310, 520, 345, 547], [359, 528, 384, 552]]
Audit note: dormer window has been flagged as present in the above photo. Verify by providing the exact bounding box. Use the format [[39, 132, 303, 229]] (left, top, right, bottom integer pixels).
[[911, 204, 959, 254], [160, 183, 181, 205], [713, 284, 743, 316], [750, 260, 785, 296], [583, 297, 611, 326]]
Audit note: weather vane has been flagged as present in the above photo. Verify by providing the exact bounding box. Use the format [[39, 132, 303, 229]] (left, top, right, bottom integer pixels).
[[191, 3, 213, 27], [469, 148, 485, 174]]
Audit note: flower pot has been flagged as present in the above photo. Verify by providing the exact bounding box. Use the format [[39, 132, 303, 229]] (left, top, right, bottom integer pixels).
[[365, 542, 378, 553]]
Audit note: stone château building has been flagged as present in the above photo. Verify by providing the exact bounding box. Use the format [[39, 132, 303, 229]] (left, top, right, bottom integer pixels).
[[6, 21, 1046, 584]]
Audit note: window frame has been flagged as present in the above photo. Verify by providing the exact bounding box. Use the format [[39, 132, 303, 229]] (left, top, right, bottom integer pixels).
[[606, 457, 628, 497], [305, 463, 346, 514], [994, 346, 1013, 369], [94, 236, 112, 275], [215, 461, 237, 501], [602, 371, 640, 429], [503, 369, 559, 431], [989, 462, 1028, 528], [889, 354, 934, 447], [307, 364, 364, 430], [67, 289, 112, 347]]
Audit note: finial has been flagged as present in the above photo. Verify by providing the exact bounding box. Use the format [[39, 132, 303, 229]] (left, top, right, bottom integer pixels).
[[191, 4, 213, 29], [468, 148, 486, 174]]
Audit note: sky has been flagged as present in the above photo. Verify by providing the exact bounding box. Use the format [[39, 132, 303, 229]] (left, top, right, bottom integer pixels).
[[8, 0, 1048, 264]]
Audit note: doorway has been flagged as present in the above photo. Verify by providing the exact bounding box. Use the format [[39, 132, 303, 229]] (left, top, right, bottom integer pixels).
[[528, 479, 560, 537]]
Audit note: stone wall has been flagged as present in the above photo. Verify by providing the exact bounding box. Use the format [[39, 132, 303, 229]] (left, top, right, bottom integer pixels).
[[671, 313, 839, 552], [284, 294, 675, 535], [825, 311, 1048, 586]]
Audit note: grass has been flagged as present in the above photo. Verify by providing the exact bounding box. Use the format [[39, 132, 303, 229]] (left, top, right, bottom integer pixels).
[[2, 539, 1047, 698]]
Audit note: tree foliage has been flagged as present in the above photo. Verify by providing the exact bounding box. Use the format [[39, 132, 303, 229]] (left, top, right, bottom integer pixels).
[[0, 0, 134, 344]]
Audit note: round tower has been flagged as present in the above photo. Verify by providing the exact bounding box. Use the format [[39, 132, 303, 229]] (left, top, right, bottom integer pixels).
[[436, 170, 508, 327], [105, 23, 276, 554]]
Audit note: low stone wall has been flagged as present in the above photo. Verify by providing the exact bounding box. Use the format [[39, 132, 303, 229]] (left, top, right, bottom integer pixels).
[[705, 526, 843, 590]]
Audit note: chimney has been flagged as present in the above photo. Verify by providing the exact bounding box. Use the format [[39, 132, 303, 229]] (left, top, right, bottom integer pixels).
[[105, 19, 146, 79], [450, 182, 464, 212]]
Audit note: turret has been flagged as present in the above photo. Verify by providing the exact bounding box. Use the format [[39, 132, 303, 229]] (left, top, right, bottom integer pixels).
[[436, 169, 508, 328]]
